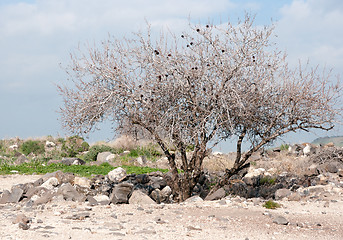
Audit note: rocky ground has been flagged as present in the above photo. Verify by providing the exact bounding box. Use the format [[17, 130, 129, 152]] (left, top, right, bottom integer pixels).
[[1, 174, 343, 240]]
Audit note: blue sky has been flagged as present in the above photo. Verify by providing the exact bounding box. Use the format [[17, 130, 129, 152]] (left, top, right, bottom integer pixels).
[[0, 0, 342, 151]]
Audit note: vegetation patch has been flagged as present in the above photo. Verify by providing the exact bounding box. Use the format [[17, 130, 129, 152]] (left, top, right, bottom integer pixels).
[[259, 176, 277, 185], [263, 200, 281, 209], [0, 161, 168, 177], [20, 140, 45, 156]]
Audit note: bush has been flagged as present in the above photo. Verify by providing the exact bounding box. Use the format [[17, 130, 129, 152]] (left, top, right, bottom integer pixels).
[[280, 144, 289, 151], [128, 145, 162, 159], [61, 136, 89, 157], [83, 145, 120, 162], [259, 176, 276, 185], [20, 140, 45, 156], [263, 200, 281, 209]]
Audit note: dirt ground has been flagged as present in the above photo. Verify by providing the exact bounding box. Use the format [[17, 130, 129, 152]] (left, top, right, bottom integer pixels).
[[1, 174, 343, 240]]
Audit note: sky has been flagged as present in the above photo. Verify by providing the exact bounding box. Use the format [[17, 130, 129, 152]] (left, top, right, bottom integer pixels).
[[0, 0, 342, 152]]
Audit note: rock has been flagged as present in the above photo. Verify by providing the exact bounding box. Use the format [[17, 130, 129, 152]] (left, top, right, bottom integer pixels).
[[66, 212, 90, 220], [106, 154, 116, 162], [136, 156, 147, 165], [325, 162, 338, 173], [150, 189, 161, 203], [129, 190, 157, 204], [12, 214, 30, 224], [149, 176, 167, 189], [136, 174, 150, 184], [55, 171, 75, 185], [205, 187, 226, 201], [33, 178, 44, 187], [338, 169, 343, 177], [304, 164, 320, 177], [184, 195, 204, 203], [14, 154, 29, 165], [273, 215, 289, 225], [18, 222, 30, 230], [61, 157, 85, 165], [74, 177, 91, 188], [33, 191, 55, 205], [97, 152, 112, 162], [41, 177, 59, 190], [86, 196, 98, 206], [108, 167, 127, 182], [8, 187, 24, 203], [160, 186, 172, 202], [45, 141, 56, 148], [0, 190, 11, 204], [275, 188, 292, 200], [303, 144, 312, 156], [93, 194, 110, 202], [110, 183, 133, 204], [9, 144, 18, 150], [288, 192, 301, 201], [57, 183, 86, 202]]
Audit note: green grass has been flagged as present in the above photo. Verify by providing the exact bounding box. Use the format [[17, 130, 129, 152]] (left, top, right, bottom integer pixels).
[[259, 176, 276, 185], [0, 162, 168, 178], [263, 200, 281, 209]]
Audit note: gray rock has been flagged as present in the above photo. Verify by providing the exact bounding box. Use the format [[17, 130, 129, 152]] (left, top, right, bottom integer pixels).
[[288, 192, 301, 201], [273, 215, 289, 225], [8, 187, 24, 203], [57, 183, 86, 202], [149, 176, 167, 189], [14, 154, 29, 165], [55, 171, 75, 185], [274, 188, 292, 200], [325, 162, 338, 173], [18, 222, 30, 230], [205, 187, 226, 201], [184, 195, 203, 203], [160, 186, 172, 202], [41, 177, 59, 190], [136, 156, 147, 166], [150, 189, 161, 204], [97, 152, 112, 162], [129, 190, 157, 205], [108, 167, 127, 182], [33, 191, 55, 205], [0, 190, 11, 204], [86, 196, 98, 206], [110, 183, 133, 204], [33, 178, 44, 187], [12, 214, 30, 224], [61, 157, 85, 166]]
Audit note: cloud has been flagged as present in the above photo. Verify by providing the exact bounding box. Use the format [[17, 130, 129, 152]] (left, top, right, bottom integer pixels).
[[276, 0, 343, 70]]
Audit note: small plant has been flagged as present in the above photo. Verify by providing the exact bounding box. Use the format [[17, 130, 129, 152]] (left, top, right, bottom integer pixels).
[[263, 200, 281, 209], [61, 136, 89, 157], [259, 176, 276, 185], [280, 144, 289, 151], [20, 140, 45, 156]]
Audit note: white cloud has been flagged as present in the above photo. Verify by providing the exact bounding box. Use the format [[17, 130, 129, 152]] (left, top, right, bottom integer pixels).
[[276, 0, 343, 70]]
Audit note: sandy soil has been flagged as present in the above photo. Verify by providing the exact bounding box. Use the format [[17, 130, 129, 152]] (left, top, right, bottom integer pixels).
[[1, 174, 343, 240]]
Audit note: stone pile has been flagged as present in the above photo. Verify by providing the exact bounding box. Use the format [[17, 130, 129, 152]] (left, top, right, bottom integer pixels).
[[0, 168, 175, 207]]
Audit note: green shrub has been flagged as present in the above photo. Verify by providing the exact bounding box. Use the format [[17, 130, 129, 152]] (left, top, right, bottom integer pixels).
[[260, 176, 276, 185], [61, 136, 89, 157], [128, 145, 162, 159], [280, 144, 289, 151], [20, 140, 45, 156], [263, 200, 281, 209]]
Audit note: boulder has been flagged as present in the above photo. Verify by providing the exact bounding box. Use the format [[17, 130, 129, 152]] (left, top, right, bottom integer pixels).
[[14, 155, 29, 165], [150, 189, 161, 203], [61, 157, 85, 165], [74, 177, 91, 188], [55, 171, 75, 185], [97, 152, 112, 162], [110, 183, 133, 204], [129, 190, 157, 205], [108, 167, 127, 182], [41, 177, 59, 190], [273, 215, 289, 225], [184, 195, 204, 203], [45, 141, 56, 148], [205, 187, 226, 201], [160, 186, 172, 202], [325, 162, 339, 173], [0, 190, 11, 204], [136, 156, 147, 166], [57, 183, 86, 202], [274, 188, 292, 200], [8, 187, 24, 203]]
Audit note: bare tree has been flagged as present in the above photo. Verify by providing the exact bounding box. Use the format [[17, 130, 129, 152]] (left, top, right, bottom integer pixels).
[[58, 14, 341, 201]]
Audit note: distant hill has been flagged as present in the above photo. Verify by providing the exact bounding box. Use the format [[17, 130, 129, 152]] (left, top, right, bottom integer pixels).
[[312, 136, 343, 147]]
